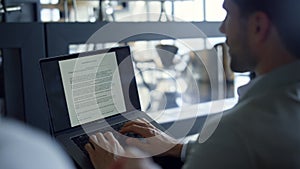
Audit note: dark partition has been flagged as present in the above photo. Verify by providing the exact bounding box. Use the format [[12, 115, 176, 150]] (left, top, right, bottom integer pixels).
[[1, 0, 41, 22], [45, 22, 108, 57], [45, 22, 223, 57], [0, 23, 50, 132]]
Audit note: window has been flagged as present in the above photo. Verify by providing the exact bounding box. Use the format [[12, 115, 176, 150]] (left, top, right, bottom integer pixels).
[[40, 0, 59, 5], [205, 0, 226, 21], [40, 0, 60, 22], [41, 8, 60, 22], [39, 0, 226, 22]]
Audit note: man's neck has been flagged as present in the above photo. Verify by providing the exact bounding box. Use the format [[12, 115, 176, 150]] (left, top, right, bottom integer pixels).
[[255, 55, 298, 76]]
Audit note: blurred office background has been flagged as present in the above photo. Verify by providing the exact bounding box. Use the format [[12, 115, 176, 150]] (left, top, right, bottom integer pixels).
[[0, 0, 250, 133]]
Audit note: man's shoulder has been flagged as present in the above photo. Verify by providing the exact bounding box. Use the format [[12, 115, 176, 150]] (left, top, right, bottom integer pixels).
[[220, 83, 300, 133]]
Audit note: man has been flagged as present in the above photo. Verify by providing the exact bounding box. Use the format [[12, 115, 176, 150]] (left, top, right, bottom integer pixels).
[[85, 0, 300, 168]]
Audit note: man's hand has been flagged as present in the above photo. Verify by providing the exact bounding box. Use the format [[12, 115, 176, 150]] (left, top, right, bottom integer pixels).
[[85, 132, 125, 169], [120, 118, 183, 157], [109, 148, 161, 169]]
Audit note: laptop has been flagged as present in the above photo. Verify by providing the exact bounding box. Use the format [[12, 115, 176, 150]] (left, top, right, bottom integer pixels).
[[40, 46, 165, 169]]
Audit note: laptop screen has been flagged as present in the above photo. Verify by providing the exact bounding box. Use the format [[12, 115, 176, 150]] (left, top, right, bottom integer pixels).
[[40, 46, 141, 133]]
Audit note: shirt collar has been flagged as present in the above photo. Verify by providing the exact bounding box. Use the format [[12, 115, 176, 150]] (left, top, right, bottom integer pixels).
[[237, 75, 263, 100], [237, 60, 300, 100]]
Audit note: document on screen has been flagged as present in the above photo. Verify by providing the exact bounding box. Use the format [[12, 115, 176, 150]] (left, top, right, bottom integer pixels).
[[58, 52, 126, 127]]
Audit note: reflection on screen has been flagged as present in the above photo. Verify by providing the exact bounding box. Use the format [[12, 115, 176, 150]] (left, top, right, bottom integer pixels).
[[59, 52, 126, 127]]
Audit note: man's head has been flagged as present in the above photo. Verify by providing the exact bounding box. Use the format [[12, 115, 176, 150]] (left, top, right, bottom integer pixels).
[[232, 0, 300, 58], [220, 0, 300, 74]]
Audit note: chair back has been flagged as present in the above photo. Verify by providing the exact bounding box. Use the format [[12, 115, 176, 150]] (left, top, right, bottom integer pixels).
[[155, 44, 178, 68]]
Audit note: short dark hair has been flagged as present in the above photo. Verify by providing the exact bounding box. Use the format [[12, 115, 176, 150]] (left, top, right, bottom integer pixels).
[[232, 0, 300, 58]]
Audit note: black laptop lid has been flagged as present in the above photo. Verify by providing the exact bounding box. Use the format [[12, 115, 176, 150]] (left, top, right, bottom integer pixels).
[[40, 46, 141, 133]]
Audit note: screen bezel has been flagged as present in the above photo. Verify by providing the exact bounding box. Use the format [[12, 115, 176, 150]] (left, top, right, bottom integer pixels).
[[40, 46, 141, 133]]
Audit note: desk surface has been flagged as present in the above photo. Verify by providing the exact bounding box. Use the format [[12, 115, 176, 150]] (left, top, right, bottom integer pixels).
[[148, 97, 238, 123], [147, 97, 238, 138]]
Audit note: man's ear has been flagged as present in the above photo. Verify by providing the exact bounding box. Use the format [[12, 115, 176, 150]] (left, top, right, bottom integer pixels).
[[248, 11, 271, 42]]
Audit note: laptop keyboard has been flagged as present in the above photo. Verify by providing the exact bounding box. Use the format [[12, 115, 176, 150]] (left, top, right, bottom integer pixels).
[[71, 121, 128, 156], [72, 134, 90, 155]]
